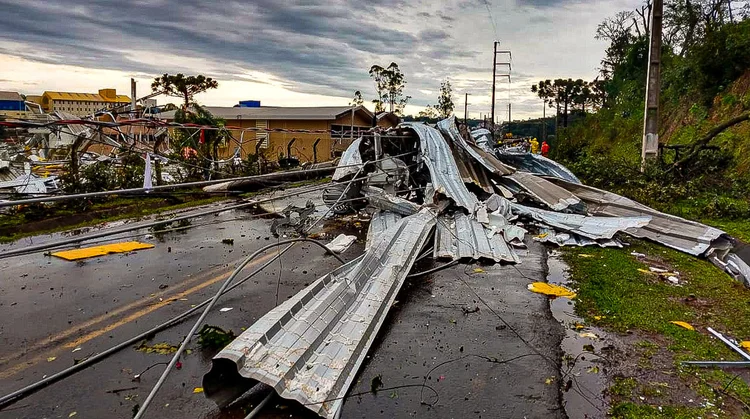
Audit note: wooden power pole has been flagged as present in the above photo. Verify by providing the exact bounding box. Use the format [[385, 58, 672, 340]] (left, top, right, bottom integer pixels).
[[642, 0, 664, 169]]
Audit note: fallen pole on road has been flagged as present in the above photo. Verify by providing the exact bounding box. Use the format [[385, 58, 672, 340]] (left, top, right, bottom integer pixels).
[[0, 166, 336, 208]]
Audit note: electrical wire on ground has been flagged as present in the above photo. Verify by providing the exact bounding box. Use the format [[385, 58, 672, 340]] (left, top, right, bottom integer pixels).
[[132, 238, 346, 419], [0, 238, 345, 410]]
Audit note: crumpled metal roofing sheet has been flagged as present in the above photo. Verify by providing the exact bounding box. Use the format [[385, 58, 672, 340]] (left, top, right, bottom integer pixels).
[[504, 171, 584, 213], [434, 212, 519, 263], [470, 128, 494, 153], [437, 118, 515, 176], [203, 209, 436, 419], [495, 150, 581, 184], [366, 210, 403, 250], [534, 227, 623, 248], [512, 202, 651, 240], [332, 138, 362, 181], [401, 122, 479, 212], [546, 178, 728, 256], [364, 186, 421, 216]]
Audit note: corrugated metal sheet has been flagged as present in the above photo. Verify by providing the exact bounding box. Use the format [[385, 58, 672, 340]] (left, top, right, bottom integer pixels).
[[495, 150, 580, 184], [504, 172, 584, 213], [512, 202, 651, 240], [364, 187, 420, 216], [546, 178, 728, 256], [437, 118, 515, 176], [401, 122, 479, 212], [203, 209, 436, 419], [470, 128, 494, 153], [434, 212, 519, 263], [332, 138, 362, 181], [366, 211, 403, 249], [534, 227, 623, 248]]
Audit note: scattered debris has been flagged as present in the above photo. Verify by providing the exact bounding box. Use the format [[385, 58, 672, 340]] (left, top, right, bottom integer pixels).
[[370, 375, 383, 393], [47, 357, 56, 362], [193, 387, 204, 394], [197, 325, 236, 350], [135, 342, 178, 355], [221, 238, 234, 245], [219, 307, 233, 313], [670, 321, 695, 331], [527, 282, 577, 299], [326, 234, 357, 254], [51, 241, 154, 261]]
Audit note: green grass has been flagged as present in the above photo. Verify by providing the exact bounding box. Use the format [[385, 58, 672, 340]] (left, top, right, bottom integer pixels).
[[703, 219, 750, 243], [562, 239, 750, 416]]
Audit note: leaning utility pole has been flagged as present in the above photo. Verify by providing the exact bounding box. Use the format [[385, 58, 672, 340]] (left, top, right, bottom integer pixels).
[[641, 0, 664, 169]]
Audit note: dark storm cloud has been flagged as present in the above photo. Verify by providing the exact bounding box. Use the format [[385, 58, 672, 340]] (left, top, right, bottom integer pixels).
[[0, 0, 460, 98]]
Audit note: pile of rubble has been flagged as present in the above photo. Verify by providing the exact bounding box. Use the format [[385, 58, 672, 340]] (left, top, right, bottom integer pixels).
[[201, 117, 750, 419]]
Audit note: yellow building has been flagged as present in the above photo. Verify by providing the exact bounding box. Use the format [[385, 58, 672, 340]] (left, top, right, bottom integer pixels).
[[40, 89, 131, 116], [160, 106, 398, 163]]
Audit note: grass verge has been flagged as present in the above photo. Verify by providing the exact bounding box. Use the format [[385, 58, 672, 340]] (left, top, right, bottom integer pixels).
[[561, 237, 750, 418]]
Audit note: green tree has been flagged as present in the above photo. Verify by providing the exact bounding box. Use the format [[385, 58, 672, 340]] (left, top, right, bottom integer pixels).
[[150, 74, 218, 184], [151, 73, 219, 110], [417, 105, 439, 120], [369, 62, 411, 115], [173, 104, 227, 180], [532, 79, 585, 127], [435, 80, 455, 118], [350, 90, 364, 106]]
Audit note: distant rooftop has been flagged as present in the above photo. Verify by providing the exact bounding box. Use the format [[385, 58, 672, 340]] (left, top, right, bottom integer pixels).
[[44, 90, 130, 103], [0, 91, 23, 101]]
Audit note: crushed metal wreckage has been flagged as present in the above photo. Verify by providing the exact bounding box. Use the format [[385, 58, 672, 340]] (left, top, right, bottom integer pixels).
[[203, 116, 750, 418]]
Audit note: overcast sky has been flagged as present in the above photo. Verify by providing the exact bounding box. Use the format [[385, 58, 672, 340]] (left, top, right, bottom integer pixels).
[[0, 0, 639, 120]]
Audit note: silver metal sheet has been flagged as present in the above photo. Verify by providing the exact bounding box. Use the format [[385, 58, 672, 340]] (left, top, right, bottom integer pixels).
[[726, 253, 750, 286], [364, 187, 420, 216], [437, 118, 515, 176], [511, 202, 651, 240], [434, 212, 519, 263], [495, 150, 581, 184], [203, 209, 437, 419], [534, 227, 622, 248], [504, 172, 584, 213], [332, 138, 362, 181], [401, 122, 479, 212], [470, 128, 494, 153], [546, 178, 728, 256], [366, 211, 403, 250]]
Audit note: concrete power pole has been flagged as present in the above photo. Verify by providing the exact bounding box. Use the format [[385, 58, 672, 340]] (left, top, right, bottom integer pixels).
[[464, 93, 470, 125], [491, 41, 498, 127], [642, 0, 664, 169], [130, 78, 137, 119]]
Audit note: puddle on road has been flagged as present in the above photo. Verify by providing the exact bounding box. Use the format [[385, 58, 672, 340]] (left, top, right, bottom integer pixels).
[[547, 251, 609, 418]]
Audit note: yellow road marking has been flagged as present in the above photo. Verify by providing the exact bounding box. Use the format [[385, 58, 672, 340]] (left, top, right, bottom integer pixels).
[[0, 252, 276, 379]]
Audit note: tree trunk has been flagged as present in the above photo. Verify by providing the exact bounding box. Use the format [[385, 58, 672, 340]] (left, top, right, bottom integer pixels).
[[669, 112, 750, 172], [563, 100, 569, 128]]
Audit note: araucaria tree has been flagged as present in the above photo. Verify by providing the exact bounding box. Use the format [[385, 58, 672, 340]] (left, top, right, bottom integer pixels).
[[369, 62, 411, 115], [436, 80, 454, 118], [151, 73, 219, 110]]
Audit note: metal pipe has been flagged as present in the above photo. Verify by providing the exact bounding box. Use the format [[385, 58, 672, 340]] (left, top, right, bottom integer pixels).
[[0, 239, 343, 409], [313, 138, 321, 163], [133, 238, 345, 419], [243, 392, 274, 419], [681, 361, 750, 368], [707, 327, 750, 361], [0, 178, 339, 259], [0, 166, 333, 208]]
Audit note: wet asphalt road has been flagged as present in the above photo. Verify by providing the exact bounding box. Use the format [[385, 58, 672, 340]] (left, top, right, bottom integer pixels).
[[0, 197, 564, 419]]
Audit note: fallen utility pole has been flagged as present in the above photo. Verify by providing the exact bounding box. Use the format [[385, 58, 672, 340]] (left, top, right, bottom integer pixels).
[[0, 166, 335, 208]]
